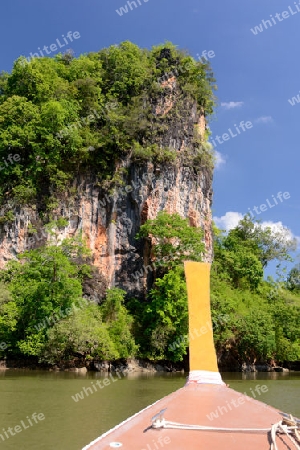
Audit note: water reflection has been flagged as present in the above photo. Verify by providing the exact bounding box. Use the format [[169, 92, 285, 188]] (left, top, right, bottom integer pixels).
[[0, 370, 299, 450]]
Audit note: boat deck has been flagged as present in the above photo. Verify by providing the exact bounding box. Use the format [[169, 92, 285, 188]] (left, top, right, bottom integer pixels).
[[83, 382, 296, 449]]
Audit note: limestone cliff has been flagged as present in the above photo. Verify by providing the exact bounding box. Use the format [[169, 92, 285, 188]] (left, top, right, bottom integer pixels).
[[0, 74, 213, 299]]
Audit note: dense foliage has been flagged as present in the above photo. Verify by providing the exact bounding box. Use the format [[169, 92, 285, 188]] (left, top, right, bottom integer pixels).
[[0, 238, 136, 364], [130, 214, 300, 365], [0, 213, 299, 367], [137, 211, 205, 271], [0, 41, 216, 212]]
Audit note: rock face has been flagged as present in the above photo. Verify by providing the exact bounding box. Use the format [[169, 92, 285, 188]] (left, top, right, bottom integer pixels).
[[0, 76, 213, 300]]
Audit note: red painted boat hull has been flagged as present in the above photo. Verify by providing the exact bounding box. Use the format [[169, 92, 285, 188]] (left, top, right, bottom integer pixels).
[[83, 382, 295, 449]]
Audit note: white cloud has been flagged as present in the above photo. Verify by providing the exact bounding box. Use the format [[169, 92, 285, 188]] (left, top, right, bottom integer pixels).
[[221, 102, 244, 110], [260, 221, 300, 245], [254, 116, 274, 124], [214, 151, 226, 169], [213, 213, 300, 246], [260, 220, 287, 233], [213, 212, 243, 230]]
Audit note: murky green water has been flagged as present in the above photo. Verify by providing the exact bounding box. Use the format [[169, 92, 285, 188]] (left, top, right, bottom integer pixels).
[[0, 370, 299, 449]]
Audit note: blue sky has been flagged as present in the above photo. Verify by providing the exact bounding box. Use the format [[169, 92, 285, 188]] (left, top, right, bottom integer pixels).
[[1, 0, 299, 276]]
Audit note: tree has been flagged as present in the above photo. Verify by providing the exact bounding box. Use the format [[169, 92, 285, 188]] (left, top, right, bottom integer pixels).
[[226, 215, 297, 268], [213, 216, 297, 290], [41, 304, 118, 364], [100, 288, 137, 358], [0, 282, 18, 354], [98, 41, 151, 105], [137, 211, 205, 271], [213, 225, 264, 290], [138, 266, 189, 362], [0, 239, 88, 355], [286, 264, 300, 292], [235, 310, 276, 363], [273, 300, 300, 362]]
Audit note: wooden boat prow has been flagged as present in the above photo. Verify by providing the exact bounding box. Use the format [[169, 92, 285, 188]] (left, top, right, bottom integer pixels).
[[83, 262, 300, 450]]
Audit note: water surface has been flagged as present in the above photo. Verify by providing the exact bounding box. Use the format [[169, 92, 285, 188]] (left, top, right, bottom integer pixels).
[[0, 370, 299, 449]]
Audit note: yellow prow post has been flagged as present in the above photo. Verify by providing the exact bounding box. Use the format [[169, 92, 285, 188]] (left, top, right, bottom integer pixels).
[[184, 261, 224, 385]]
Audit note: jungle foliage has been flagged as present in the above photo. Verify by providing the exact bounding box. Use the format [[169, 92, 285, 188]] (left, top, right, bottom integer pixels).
[[0, 214, 299, 366], [0, 238, 136, 364], [130, 214, 300, 365], [0, 41, 216, 212]]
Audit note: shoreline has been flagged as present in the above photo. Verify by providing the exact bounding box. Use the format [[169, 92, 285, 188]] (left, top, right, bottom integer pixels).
[[0, 357, 298, 373]]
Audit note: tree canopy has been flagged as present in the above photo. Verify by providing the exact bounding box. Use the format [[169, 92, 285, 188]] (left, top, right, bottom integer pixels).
[[0, 41, 216, 211]]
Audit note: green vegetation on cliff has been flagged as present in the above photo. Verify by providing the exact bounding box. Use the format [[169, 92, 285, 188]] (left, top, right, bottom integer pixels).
[[0, 41, 216, 212]]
